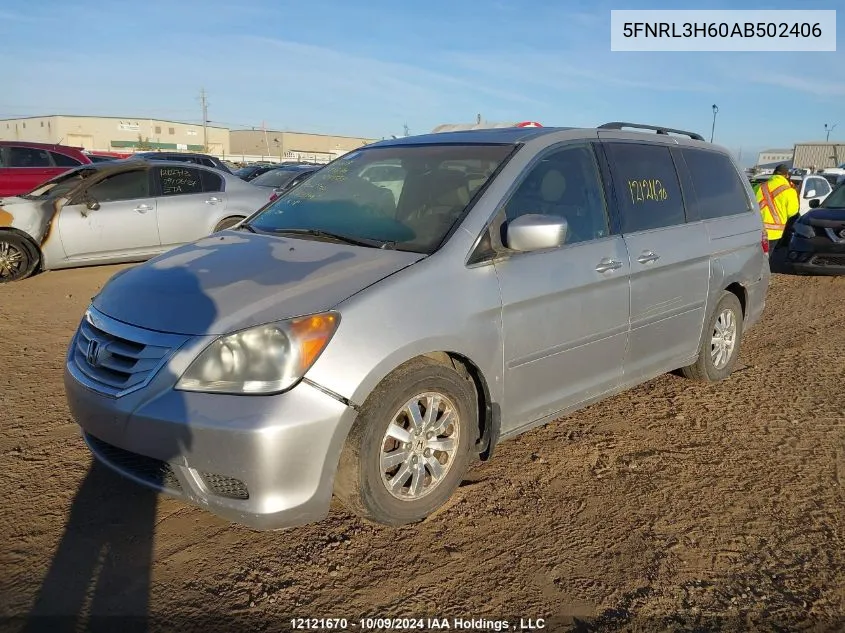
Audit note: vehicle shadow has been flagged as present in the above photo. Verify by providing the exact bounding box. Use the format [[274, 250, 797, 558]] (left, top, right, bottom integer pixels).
[[21, 234, 354, 632]]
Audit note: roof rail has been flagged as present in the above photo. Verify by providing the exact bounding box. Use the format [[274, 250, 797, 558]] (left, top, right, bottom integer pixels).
[[598, 122, 705, 142]]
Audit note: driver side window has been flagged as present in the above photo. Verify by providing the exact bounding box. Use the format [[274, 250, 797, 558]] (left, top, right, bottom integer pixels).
[[86, 170, 150, 203], [504, 145, 610, 245]]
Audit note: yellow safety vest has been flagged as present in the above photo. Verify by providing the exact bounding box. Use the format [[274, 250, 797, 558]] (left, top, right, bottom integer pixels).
[[756, 175, 799, 241]]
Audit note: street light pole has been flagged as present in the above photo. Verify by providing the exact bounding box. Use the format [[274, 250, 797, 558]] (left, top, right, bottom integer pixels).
[[824, 123, 837, 142], [710, 104, 719, 143]]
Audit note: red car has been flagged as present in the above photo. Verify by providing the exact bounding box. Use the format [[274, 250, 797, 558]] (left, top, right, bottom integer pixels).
[[0, 141, 93, 197]]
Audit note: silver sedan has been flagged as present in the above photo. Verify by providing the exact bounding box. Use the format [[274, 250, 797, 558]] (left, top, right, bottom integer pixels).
[[0, 159, 271, 282]]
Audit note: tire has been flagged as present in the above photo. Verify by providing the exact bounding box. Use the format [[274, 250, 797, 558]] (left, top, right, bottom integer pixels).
[[680, 291, 744, 382], [334, 357, 478, 526], [213, 216, 244, 232], [0, 232, 39, 283]]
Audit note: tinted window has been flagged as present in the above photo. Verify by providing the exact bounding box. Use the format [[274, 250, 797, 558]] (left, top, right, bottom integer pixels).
[[251, 168, 305, 189], [822, 184, 845, 208], [156, 166, 204, 196], [605, 143, 685, 232], [681, 148, 751, 220], [50, 151, 82, 167], [504, 144, 610, 245], [200, 158, 216, 168], [8, 146, 52, 167], [87, 170, 150, 202], [200, 169, 224, 192]]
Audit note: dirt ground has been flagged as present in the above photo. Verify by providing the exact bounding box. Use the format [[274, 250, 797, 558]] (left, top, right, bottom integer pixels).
[[1, 264, 843, 633]]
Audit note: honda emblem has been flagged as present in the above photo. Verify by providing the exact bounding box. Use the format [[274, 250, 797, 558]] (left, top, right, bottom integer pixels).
[[86, 340, 102, 367]]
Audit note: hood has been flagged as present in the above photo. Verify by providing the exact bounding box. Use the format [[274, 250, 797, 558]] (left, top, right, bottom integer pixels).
[[803, 206, 845, 226], [93, 231, 425, 336]]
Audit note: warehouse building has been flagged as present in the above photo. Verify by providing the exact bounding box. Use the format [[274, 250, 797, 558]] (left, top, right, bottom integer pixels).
[[755, 148, 793, 166], [0, 115, 229, 155], [792, 142, 845, 170], [228, 129, 378, 164]]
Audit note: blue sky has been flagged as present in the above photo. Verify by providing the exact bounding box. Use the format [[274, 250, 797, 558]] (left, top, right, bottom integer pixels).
[[0, 0, 842, 165]]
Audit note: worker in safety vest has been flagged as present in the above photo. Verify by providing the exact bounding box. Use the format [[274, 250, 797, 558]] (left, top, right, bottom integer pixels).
[[757, 164, 799, 254]]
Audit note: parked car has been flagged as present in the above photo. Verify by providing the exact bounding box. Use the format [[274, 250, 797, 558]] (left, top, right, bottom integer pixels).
[[783, 182, 845, 274], [233, 164, 278, 181], [249, 164, 320, 201], [129, 152, 233, 174], [64, 122, 769, 530], [0, 159, 269, 281], [0, 141, 93, 197], [85, 154, 117, 163]]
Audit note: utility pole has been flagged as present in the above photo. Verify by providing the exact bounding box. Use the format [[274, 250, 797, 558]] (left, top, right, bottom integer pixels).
[[710, 104, 719, 143], [200, 88, 209, 151], [403, 123, 410, 137]]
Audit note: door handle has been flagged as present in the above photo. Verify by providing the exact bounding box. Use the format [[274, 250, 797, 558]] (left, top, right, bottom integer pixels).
[[637, 250, 660, 264], [205, 197, 221, 204], [134, 204, 152, 213], [595, 258, 623, 273]]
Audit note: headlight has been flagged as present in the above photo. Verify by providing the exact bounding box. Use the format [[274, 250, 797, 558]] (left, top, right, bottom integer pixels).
[[793, 222, 815, 239], [175, 312, 339, 394]]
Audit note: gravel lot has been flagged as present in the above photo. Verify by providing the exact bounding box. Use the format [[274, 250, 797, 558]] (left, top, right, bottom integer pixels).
[[1, 265, 843, 632]]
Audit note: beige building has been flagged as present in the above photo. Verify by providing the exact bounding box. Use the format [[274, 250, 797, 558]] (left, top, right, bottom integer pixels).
[[229, 129, 378, 163], [0, 115, 229, 155], [792, 142, 845, 170], [755, 148, 793, 166]]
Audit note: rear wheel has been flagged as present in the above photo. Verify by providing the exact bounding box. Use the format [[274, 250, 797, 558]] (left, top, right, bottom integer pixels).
[[680, 291, 744, 382], [213, 216, 244, 232], [0, 233, 39, 283], [334, 357, 478, 526]]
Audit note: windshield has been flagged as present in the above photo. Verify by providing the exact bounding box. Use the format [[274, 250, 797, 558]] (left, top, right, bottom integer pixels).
[[22, 166, 99, 199], [822, 184, 845, 208], [251, 168, 311, 188], [247, 144, 514, 253]]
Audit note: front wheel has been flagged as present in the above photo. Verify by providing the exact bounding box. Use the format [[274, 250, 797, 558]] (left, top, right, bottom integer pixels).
[[334, 357, 478, 526], [0, 233, 39, 283], [680, 291, 744, 382]]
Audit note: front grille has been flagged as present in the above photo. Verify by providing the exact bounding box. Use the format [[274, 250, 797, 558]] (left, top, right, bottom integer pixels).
[[87, 434, 182, 492], [70, 309, 183, 398], [200, 472, 249, 499], [811, 254, 845, 267]]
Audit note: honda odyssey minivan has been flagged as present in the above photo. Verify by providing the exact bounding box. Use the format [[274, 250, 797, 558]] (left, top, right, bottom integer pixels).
[[64, 123, 770, 529]]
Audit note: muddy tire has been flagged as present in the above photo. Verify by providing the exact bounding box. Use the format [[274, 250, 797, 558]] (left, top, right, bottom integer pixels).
[[334, 357, 478, 526], [213, 216, 244, 232], [0, 232, 39, 283], [680, 291, 744, 382]]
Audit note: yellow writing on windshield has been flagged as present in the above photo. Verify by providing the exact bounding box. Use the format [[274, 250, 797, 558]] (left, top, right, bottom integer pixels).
[[628, 179, 668, 204]]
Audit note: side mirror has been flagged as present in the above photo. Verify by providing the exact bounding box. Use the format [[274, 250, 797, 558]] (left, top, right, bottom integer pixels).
[[504, 214, 568, 252], [809, 198, 821, 209]]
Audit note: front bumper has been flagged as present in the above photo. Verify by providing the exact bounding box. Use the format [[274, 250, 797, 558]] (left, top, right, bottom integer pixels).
[[64, 359, 357, 531], [785, 235, 845, 276]]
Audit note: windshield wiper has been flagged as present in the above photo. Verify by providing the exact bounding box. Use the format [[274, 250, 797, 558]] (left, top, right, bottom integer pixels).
[[238, 223, 258, 233], [267, 228, 395, 249]]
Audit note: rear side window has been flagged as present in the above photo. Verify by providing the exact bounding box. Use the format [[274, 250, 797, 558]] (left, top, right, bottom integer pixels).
[[605, 143, 686, 233], [156, 166, 204, 196], [200, 169, 224, 192], [680, 149, 751, 219], [50, 151, 83, 167], [8, 146, 52, 168]]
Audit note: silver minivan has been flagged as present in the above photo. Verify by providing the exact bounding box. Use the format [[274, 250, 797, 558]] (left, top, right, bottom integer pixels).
[[64, 123, 770, 529]]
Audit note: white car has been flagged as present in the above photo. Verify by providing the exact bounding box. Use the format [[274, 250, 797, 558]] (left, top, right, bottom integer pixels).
[[796, 174, 834, 214]]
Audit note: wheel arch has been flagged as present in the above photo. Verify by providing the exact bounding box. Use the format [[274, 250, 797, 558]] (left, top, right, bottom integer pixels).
[[341, 350, 500, 462]]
